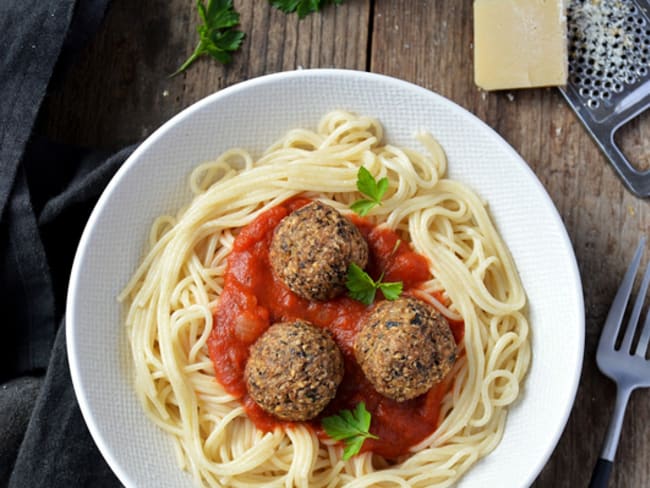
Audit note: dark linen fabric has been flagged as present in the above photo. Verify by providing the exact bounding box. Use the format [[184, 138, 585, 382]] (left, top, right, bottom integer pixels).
[[8, 326, 120, 488], [1, 1, 133, 485]]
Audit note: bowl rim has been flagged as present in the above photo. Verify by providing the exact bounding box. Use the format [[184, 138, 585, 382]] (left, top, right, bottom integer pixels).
[[66, 68, 585, 488]]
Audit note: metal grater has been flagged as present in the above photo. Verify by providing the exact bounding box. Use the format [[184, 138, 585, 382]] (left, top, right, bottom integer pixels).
[[559, 0, 650, 196]]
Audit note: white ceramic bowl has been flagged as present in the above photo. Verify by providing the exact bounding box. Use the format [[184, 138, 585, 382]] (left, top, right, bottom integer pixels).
[[67, 69, 584, 488]]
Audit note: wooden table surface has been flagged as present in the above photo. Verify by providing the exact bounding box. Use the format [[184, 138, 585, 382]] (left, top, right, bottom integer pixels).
[[41, 1, 650, 486]]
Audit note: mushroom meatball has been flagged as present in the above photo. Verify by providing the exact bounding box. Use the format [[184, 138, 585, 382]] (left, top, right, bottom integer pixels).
[[354, 297, 457, 402], [269, 201, 368, 301], [244, 320, 344, 421]]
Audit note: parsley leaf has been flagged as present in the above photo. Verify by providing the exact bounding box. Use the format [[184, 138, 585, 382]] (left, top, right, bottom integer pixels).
[[322, 402, 378, 460], [379, 281, 403, 301], [346, 263, 403, 305], [349, 199, 377, 217], [270, 0, 345, 18], [345, 263, 377, 305], [171, 0, 245, 76], [343, 436, 365, 460], [350, 167, 389, 216]]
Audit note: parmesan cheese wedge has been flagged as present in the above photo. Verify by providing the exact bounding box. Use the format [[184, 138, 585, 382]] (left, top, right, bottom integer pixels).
[[473, 0, 568, 91]]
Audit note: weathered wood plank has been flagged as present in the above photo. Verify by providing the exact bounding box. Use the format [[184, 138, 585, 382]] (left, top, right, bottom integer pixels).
[[371, 1, 650, 487], [42, 0, 370, 148]]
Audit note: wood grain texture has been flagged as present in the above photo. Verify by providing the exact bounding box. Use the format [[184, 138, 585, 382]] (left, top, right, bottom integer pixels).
[[42, 0, 370, 148], [42, 0, 650, 486]]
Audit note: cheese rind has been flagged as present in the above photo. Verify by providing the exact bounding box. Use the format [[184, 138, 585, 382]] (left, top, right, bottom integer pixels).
[[474, 0, 568, 91]]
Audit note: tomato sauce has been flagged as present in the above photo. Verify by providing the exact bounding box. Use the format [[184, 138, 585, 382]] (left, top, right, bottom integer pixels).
[[207, 198, 464, 459]]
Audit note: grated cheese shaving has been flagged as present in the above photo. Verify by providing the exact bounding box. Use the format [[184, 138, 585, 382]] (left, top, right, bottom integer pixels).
[[567, 0, 649, 102]]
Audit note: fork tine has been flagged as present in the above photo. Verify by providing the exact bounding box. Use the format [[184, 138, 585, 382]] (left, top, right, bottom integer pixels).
[[600, 237, 646, 349], [621, 261, 650, 353], [635, 299, 650, 358]]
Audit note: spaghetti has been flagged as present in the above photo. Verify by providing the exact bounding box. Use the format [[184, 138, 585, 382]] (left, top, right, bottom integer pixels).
[[120, 110, 531, 487]]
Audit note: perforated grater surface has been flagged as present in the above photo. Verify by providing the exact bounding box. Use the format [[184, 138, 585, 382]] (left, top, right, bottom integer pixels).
[[559, 0, 650, 196]]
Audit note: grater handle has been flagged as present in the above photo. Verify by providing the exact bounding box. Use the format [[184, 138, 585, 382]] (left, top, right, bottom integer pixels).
[[559, 84, 650, 198], [600, 85, 650, 198], [597, 129, 650, 198]]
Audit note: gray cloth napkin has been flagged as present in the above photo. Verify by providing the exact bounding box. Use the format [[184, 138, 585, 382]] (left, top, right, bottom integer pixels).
[[0, 1, 135, 485]]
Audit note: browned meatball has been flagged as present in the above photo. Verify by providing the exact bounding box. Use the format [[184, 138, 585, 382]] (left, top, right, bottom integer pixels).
[[354, 297, 457, 402], [269, 201, 368, 301], [244, 320, 344, 421]]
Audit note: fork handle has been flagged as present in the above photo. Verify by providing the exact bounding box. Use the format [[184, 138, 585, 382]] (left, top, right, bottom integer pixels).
[[588, 385, 633, 488], [589, 459, 613, 488]]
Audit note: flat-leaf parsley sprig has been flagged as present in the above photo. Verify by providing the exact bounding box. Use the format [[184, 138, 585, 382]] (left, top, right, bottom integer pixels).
[[176, 0, 347, 74], [172, 0, 245, 76], [271, 0, 345, 19], [350, 167, 389, 217], [346, 263, 403, 305], [321, 402, 379, 460]]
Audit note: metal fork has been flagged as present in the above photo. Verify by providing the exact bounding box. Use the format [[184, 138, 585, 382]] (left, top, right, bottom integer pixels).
[[589, 237, 650, 488]]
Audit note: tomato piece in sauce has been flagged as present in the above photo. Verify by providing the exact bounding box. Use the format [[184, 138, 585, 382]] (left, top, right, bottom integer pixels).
[[207, 198, 464, 459]]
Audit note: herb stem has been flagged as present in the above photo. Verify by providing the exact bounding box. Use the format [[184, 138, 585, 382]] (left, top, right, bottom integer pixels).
[[170, 42, 204, 78]]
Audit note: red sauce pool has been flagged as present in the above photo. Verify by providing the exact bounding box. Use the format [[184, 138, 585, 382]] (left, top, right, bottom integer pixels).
[[207, 198, 464, 459]]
